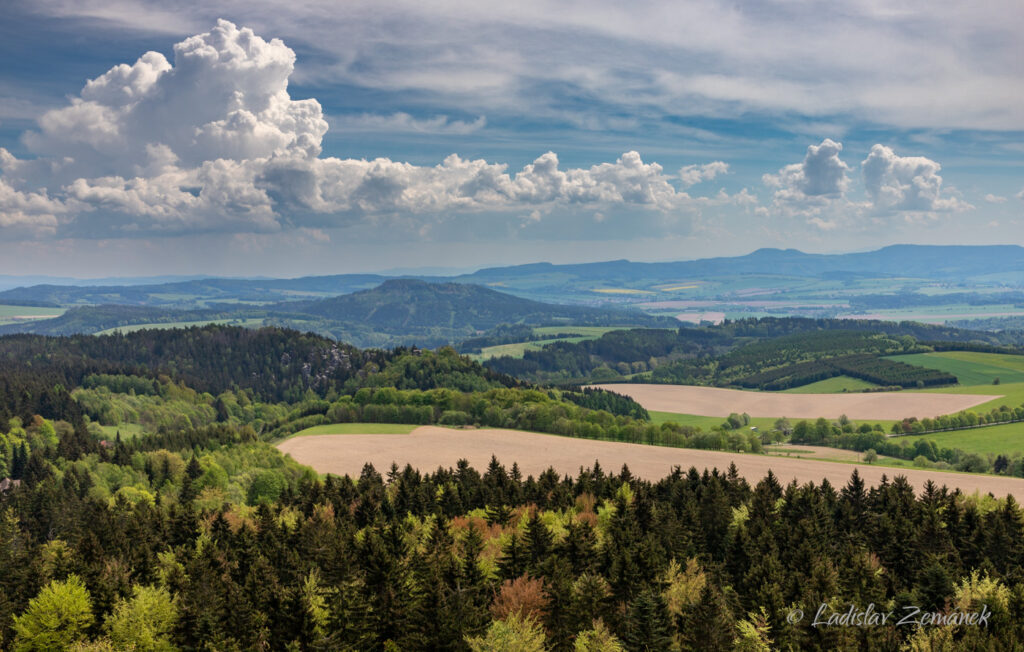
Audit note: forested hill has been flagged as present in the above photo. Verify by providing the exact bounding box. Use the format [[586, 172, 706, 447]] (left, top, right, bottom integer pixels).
[[0, 281, 673, 347], [0, 325, 518, 407], [0, 305, 228, 337], [0, 274, 390, 307], [484, 317, 1024, 384], [279, 279, 671, 331]]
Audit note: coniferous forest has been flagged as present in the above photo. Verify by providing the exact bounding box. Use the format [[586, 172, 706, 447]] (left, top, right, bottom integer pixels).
[[0, 325, 1020, 650]]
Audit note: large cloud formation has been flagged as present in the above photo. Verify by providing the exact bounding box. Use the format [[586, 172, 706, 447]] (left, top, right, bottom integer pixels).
[[763, 139, 967, 224], [861, 145, 969, 213], [762, 138, 849, 212], [0, 20, 730, 239]]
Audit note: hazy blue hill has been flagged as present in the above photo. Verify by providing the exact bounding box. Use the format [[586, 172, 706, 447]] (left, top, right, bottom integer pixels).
[[280, 279, 672, 331], [0, 280, 672, 346], [0, 305, 227, 336], [0, 274, 391, 307], [458, 245, 1024, 283]]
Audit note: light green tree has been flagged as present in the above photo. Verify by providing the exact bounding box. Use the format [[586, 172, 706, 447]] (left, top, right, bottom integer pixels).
[[466, 613, 547, 652], [12, 574, 93, 651], [574, 619, 625, 651], [732, 607, 773, 651], [104, 585, 179, 651]]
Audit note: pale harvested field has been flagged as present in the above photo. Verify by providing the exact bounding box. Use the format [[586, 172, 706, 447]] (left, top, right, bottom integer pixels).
[[277, 426, 1024, 500], [592, 383, 1000, 420]]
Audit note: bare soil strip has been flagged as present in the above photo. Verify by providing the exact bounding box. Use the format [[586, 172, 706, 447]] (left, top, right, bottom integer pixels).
[[592, 383, 1000, 420], [277, 426, 1024, 500]]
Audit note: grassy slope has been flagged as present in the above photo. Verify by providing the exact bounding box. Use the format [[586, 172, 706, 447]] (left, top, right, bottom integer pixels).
[[95, 318, 266, 335], [97, 423, 146, 439], [781, 375, 880, 393], [471, 326, 639, 361], [291, 423, 419, 437], [474, 337, 590, 360], [887, 351, 1024, 386], [0, 304, 65, 324], [899, 421, 1024, 456], [532, 326, 627, 337], [650, 411, 779, 430]]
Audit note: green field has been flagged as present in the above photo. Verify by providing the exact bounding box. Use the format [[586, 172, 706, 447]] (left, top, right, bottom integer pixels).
[[781, 375, 880, 393], [96, 318, 265, 335], [291, 423, 419, 437], [531, 326, 628, 337], [0, 304, 65, 324], [96, 423, 146, 440], [887, 351, 1024, 386], [650, 411, 779, 431], [472, 326, 633, 361], [899, 421, 1024, 456], [474, 336, 590, 360]]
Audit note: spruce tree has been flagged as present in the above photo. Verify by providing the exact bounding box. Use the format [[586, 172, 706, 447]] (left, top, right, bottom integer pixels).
[[622, 588, 674, 651]]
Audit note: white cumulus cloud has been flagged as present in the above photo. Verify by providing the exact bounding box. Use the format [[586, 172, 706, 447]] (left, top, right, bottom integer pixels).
[[678, 161, 729, 188], [24, 20, 325, 182], [861, 144, 970, 213], [763, 138, 849, 212], [0, 20, 739, 239]]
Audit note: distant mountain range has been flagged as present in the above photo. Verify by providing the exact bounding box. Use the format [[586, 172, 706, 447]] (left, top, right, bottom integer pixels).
[[3, 244, 1022, 309], [2, 245, 1024, 346]]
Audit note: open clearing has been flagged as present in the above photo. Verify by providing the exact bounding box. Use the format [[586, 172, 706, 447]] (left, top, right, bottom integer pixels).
[[277, 426, 1024, 499], [473, 337, 590, 360], [592, 383, 999, 420], [781, 375, 880, 394], [0, 304, 65, 323], [95, 318, 264, 335], [289, 423, 418, 437], [920, 381, 1024, 413], [899, 421, 1024, 456], [887, 351, 1024, 387]]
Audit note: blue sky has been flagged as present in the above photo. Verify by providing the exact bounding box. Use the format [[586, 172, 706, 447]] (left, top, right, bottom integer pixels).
[[0, 1, 1022, 277]]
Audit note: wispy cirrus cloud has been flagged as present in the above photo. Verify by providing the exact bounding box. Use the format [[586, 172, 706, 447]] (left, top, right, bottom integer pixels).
[[330, 113, 486, 135], [22, 0, 1024, 131]]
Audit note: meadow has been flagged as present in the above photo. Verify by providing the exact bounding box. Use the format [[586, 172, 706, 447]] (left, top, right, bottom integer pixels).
[[650, 410, 780, 431], [95, 317, 266, 335], [899, 420, 1024, 456], [0, 304, 64, 324], [887, 350, 1024, 386], [471, 326, 627, 360], [780, 375, 880, 393], [287, 422, 418, 437], [472, 336, 590, 360]]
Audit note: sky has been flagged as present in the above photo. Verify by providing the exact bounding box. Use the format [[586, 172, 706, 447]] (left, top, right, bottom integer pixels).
[[0, 1, 1022, 277]]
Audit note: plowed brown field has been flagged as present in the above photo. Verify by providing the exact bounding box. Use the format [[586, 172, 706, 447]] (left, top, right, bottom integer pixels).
[[277, 426, 1024, 499], [592, 383, 999, 420]]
